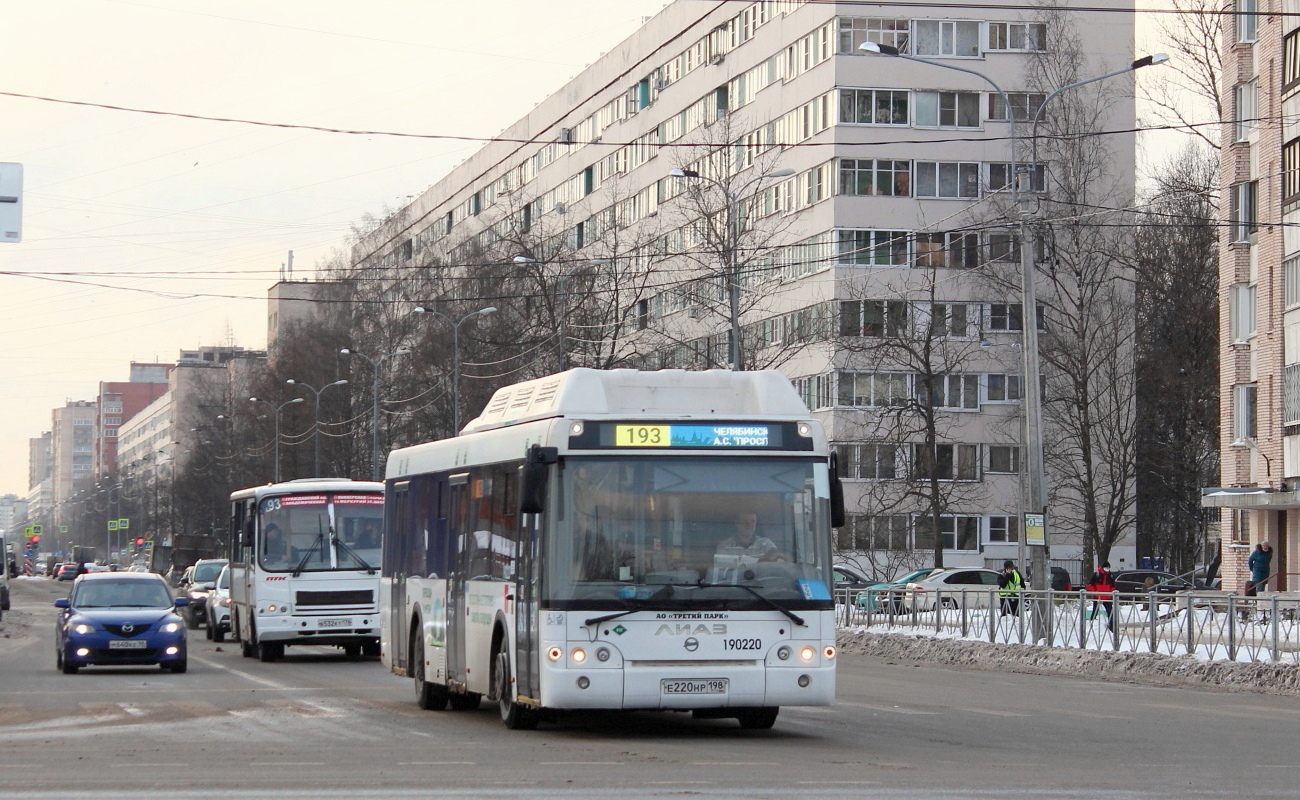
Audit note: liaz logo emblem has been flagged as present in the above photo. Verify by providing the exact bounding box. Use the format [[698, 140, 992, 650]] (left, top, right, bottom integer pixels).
[[655, 623, 727, 636]]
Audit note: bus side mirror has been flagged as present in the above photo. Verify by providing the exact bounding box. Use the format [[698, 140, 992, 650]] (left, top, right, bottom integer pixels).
[[829, 452, 846, 529], [520, 445, 559, 515]]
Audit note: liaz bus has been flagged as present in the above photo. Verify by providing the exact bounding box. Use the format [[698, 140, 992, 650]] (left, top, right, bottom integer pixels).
[[228, 479, 385, 661], [380, 369, 844, 730]]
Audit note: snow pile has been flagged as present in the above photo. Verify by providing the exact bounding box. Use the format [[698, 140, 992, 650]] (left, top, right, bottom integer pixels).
[[838, 630, 1300, 696]]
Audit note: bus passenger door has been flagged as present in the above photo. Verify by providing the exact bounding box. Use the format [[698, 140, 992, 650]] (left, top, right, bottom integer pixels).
[[514, 513, 540, 700], [445, 473, 470, 688], [385, 480, 410, 672]]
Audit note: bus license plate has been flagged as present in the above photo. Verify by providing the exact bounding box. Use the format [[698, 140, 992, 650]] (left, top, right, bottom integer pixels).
[[662, 679, 728, 695], [317, 618, 349, 628], [108, 639, 147, 649]]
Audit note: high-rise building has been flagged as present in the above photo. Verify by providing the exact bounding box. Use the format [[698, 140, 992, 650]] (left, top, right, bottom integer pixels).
[[352, 1, 1138, 574], [94, 362, 171, 480]]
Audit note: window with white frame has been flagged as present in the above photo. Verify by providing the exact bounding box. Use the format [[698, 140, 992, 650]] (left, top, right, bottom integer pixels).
[[835, 443, 900, 479], [912, 20, 981, 57], [986, 515, 1021, 543], [1231, 182, 1258, 242], [1233, 384, 1258, 441], [912, 443, 980, 481], [1237, 0, 1258, 42], [839, 18, 911, 53], [838, 371, 911, 407], [987, 445, 1020, 473], [922, 302, 978, 338], [985, 373, 1023, 402], [1286, 256, 1300, 308], [840, 299, 909, 337], [1234, 82, 1257, 142], [988, 303, 1023, 331], [917, 374, 980, 410], [914, 514, 981, 551], [987, 22, 1046, 51], [914, 161, 980, 198], [1232, 509, 1251, 544], [914, 232, 981, 268], [839, 158, 911, 196], [839, 88, 910, 125], [1229, 283, 1257, 343], [913, 90, 981, 128], [794, 373, 835, 410], [836, 229, 910, 265], [988, 93, 1047, 122], [840, 514, 910, 551]]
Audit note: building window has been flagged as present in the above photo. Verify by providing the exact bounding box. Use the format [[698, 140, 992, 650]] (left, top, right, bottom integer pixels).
[[838, 158, 911, 196], [987, 22, 1046, 51], [1285, 30, 1300, 93], [838, 371, 911, 407], [1286, 256, 1300, 308], [988, 93, 1047, 122], [914, 514, 981, 551], [1284, 363, 1300, 425], [794, 373, 835, 410], [925, 302, 976, 338], [840, 514, 910, 551], [835, 443, 900, 479], [1229, 283, 1257, 343], [1230, 182, 1258, 242], [987, 445, 1020, 473], [913, 91, 980, 128], [914, 162, 980, 198], [634, 299, 649, 330], [914, 232, 981, 268], [917, 374, 980, 410], [1233, 384, 1258, 441], [987, 515, 1021, 543], [912, 443, 980, 481], [840, 299, 909, 337], [1237, 0, 1257, 42], [1284, 139, 1300, 205], [836, 229, 910, 266], [839, 88, 909, 125], [839, 18, 911, 53], [987, 303, 1045, 332], [912, 20, 981, 57], [985, 374, 1023, 402], [988, 163, 1046, 192], [1234, 82, 1257, 141]]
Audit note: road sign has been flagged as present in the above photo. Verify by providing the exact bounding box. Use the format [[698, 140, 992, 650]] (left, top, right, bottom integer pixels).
[[59, 525, 68, 533], [1025, 513, 1046, 546], [107, 520, 118, 531], [0, 163, 22, 244], [118, 518, 129, 530], [32, 524, 41, 535]]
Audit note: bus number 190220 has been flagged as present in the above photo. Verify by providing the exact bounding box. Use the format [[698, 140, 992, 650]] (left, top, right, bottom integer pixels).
[[723, 638, 762, 651]]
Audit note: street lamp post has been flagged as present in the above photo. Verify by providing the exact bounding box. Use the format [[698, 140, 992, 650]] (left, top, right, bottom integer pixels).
[[285, 379, 349, 477], [412, 306, 497, 434], [860, 42, 1167, 592], [249, 396, 305, 482], [668, 166, 795, 371], [340, 347, 411, 481]]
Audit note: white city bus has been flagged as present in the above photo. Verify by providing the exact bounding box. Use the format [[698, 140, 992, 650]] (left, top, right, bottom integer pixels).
[[380, 369, 844, 729], [228, 479, 385, 661]]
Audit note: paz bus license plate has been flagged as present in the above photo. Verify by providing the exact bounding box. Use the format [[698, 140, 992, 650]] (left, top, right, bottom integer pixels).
[[661, 678, 728, 695], [108, 639, 147, 649], [317, 618, 349, 628]]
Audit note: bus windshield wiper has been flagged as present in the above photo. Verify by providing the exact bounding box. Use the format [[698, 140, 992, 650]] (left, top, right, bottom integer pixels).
[[334, 537, 375, 574], [292, 533, 324, 577], [697, 582, 806, 627], [584, 584, 675, 627]]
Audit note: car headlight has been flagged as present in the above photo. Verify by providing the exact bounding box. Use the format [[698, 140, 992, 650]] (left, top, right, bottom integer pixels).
[[220, 597, 232, 606], [73, 623, 94, 634], [189, 590, 208, 600], [160, 622, 181, 633]]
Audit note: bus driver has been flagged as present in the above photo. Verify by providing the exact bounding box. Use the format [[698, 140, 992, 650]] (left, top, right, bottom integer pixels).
[[263, 523, 289, 565], [716, 510, 785, 563]]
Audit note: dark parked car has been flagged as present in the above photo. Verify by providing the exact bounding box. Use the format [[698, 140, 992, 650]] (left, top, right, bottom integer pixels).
[[1112, 569, 1194, 595], [834, 565, 873, 602], [181, 558, 228, 629], [54, 572, 189, 674]]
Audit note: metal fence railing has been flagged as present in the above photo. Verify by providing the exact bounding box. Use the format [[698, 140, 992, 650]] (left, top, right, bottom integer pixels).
[[837, 587, 1300, 663]]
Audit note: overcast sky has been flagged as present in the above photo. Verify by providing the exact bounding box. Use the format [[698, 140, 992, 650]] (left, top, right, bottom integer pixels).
[[0, 0, 668, 496]]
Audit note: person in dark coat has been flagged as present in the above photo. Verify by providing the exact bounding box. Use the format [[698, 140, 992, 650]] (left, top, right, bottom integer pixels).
[[1248, 541, 1273, 593], [998, 560, 1024, 616]]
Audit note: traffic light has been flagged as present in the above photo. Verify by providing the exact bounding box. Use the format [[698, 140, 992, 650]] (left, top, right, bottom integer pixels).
[[29, 535, 40, 544], [135, 538, 144, 547]]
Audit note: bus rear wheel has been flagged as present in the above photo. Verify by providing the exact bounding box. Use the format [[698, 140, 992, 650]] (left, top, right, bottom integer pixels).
[[413, 634, 448, 711], [495, 651, 538, 730], [736, 707, 779, 730]]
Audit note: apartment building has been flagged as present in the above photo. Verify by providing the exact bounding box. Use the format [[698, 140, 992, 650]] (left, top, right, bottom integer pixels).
[[93, 363, 170, 480], [354, 0, 1137, 575], [1204, 0, 1300, 593]]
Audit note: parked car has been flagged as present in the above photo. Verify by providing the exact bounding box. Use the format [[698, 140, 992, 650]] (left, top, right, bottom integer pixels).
[[181, 559, 228, 629], [895, 568, 1004, 612], [53, 572, 189, 674], [204, 565, 232, 642], [856, 568, 945, 611], [56, 563, 78, 581], [833, 565, 873, 603], [1112, 569, 1194, 595]]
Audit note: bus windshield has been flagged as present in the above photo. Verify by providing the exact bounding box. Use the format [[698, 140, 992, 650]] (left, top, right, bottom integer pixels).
[[546, 456, 833, 608], [258, 492, 383, 572]]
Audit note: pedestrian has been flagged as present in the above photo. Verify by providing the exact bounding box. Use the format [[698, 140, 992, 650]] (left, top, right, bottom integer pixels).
[[998, 560, 1024, 616], [1086, 561, 1116, 630], [1248, 541, 1273, 594]]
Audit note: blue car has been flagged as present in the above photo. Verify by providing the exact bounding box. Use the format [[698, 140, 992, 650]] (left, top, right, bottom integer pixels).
[[55, 572, 190, 674]]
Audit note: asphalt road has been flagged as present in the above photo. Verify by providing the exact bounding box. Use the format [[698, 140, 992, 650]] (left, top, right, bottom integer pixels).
[[1, 576, 1295, 799]]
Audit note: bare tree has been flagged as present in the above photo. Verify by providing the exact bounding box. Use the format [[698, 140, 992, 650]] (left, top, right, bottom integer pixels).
[[1143, 0, 1224, 152]]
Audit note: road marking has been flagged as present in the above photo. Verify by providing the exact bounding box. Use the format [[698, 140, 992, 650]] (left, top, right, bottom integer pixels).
[[952, 707, 1032, 717], [539, 761, 624, 765], [690, 762, 770, 766], [836, 701, 939, 715], [109, 763, 174, 768], [399, 761, 475, 765], [250, 762, 327, 766], [193, 655, 340, 716]]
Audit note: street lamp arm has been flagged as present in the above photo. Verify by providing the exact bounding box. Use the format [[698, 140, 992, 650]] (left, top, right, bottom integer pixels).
[[1030, 54, 1170, 165]]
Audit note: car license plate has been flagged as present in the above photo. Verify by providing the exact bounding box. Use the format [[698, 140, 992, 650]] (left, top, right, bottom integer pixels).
[[317, 618, 349, 628], [108, 639, 147, 650], [661, 678, 728, 695]]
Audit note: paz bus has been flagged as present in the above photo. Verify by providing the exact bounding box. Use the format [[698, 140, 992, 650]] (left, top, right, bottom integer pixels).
[[380, 369, 844, 729], [228, 479, 385, 661]]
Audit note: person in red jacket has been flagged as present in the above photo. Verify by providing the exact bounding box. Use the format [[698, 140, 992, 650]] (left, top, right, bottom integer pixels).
[[1086, 561, 1117, 630]]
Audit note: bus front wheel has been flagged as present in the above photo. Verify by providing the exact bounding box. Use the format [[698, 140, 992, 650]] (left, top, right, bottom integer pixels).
[[495, 651, 538, 730], [736, 707, 779, 730], [413, 634, 448, 711]]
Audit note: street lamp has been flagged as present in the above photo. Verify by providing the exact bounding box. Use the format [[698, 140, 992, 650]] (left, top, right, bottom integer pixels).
[[668, 166, 795, 370], [341, 347, 411, 481], [249, 396, 305, 482], [412, 305, 497, 434], [860, 41, 1167, 591], [285, 379, 349, 477], [1231, 437, 1272, 477]]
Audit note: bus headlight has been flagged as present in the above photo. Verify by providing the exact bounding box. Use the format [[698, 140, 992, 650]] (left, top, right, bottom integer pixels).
[[547, 646, 563, 661], [797, 422, 812, 437], [800, 646, 815, 662], [571, 648, 587, 663], [569, 421, 585, 436]]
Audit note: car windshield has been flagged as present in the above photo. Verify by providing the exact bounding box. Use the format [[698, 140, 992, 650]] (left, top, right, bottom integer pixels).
[[545, 456, 834, 609], [191, 562, 226, 583], [72, 579, 173, 608], [216, 568, 229, 589]]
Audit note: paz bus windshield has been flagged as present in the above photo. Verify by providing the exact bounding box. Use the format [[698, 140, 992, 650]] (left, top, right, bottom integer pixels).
[[258, 492, 383, 572], [546, 456, 834, 608]]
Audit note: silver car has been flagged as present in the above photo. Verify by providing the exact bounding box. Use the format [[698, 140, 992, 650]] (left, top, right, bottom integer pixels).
[[204, 565, 232, 642]]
